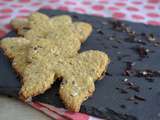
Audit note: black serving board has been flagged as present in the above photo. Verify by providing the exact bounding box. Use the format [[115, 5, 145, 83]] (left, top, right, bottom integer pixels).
[[0, 9, 160, 120]]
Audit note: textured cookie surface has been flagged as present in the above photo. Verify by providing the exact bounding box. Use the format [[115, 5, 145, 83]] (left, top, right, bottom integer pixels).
[[11, 12, 92, 43], [20, 39, 109, 112], [0, 38, 30, 75], [2, 13, 92, 76], [1, 12, 109, 112], [11, 18, 29, 30], [20, 18, 92, 98]]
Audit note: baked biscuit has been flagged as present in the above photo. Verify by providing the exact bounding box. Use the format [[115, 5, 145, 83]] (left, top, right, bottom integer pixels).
[[73, 22, 92, 43], [20, 21, 84, 99], [1, 13, 109, 112], [2, 13, 92, 75], [11, 18, 29, 30], [11, 13, 92, 43], [20, 39, 110, 112], [0, 38, 30, 75], [11, 18, 29, 36], [59, 51, 109, 112], [12, 13, 72, 40]]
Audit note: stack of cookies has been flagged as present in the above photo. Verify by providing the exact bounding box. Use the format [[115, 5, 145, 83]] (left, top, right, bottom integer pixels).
[[0, 12, 110, 112]]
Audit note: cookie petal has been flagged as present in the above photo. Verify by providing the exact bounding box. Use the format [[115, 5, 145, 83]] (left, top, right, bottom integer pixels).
[[0, 38, 29, 74], [20, 62, 55, 100], [73, 22, 92, 43]]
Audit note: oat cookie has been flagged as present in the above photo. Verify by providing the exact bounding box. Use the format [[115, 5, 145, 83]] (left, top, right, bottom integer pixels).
[[0, 38, 30, 75], [2, 13, 92, 75], [20, 39, 110, 112], [11, 13, 92, 42], [11, 18, 29, 36], [1, 12, 109, 112]]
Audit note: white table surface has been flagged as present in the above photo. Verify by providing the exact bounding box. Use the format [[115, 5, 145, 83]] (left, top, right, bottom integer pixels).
[[0, 95, 52, 120]]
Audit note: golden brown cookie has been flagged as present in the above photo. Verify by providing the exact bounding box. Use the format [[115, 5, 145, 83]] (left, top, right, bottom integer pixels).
[[19, 21, 83, 99], [19, 38, 110, 112], [11, 18, 29, 36], [59, 50, 109, 112], [2, 13, 92, 75], [11, 13, 92, 43], [73, 22, 92, 43], [11, 18, 28, 29], [0, 37, 30, 75], [1, 12, 108, 112], [2, 13, 92, 76]]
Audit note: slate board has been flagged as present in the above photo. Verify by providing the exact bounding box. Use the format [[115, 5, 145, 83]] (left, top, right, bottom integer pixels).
[[0, 9, 160, 120]]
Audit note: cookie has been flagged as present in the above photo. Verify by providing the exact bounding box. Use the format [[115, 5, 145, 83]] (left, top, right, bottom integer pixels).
[[0, 37, 30, 75], [19, 38, 110, 112], [11, 13, 92, 43], [2, 13, 92, 75], [2, 13, 92, 76], [19, 21, 84, 99], [11, 18, 29, 30], [11, 18, 29, 36], [15, 13, 72, 40], [50, 15, 72, 25], [1, 12, 106, 112], [59, 50, 109, 112], [73, 22, 92, 43]]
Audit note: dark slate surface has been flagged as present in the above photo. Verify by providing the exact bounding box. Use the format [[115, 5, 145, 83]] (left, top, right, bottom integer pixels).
[[0, 9, 160, 120]]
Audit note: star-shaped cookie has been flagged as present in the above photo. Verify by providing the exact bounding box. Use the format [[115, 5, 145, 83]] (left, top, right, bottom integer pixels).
[[1, 12, 92, 75], [20, 38, 109, 112], [0, 12, 110, 112]]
